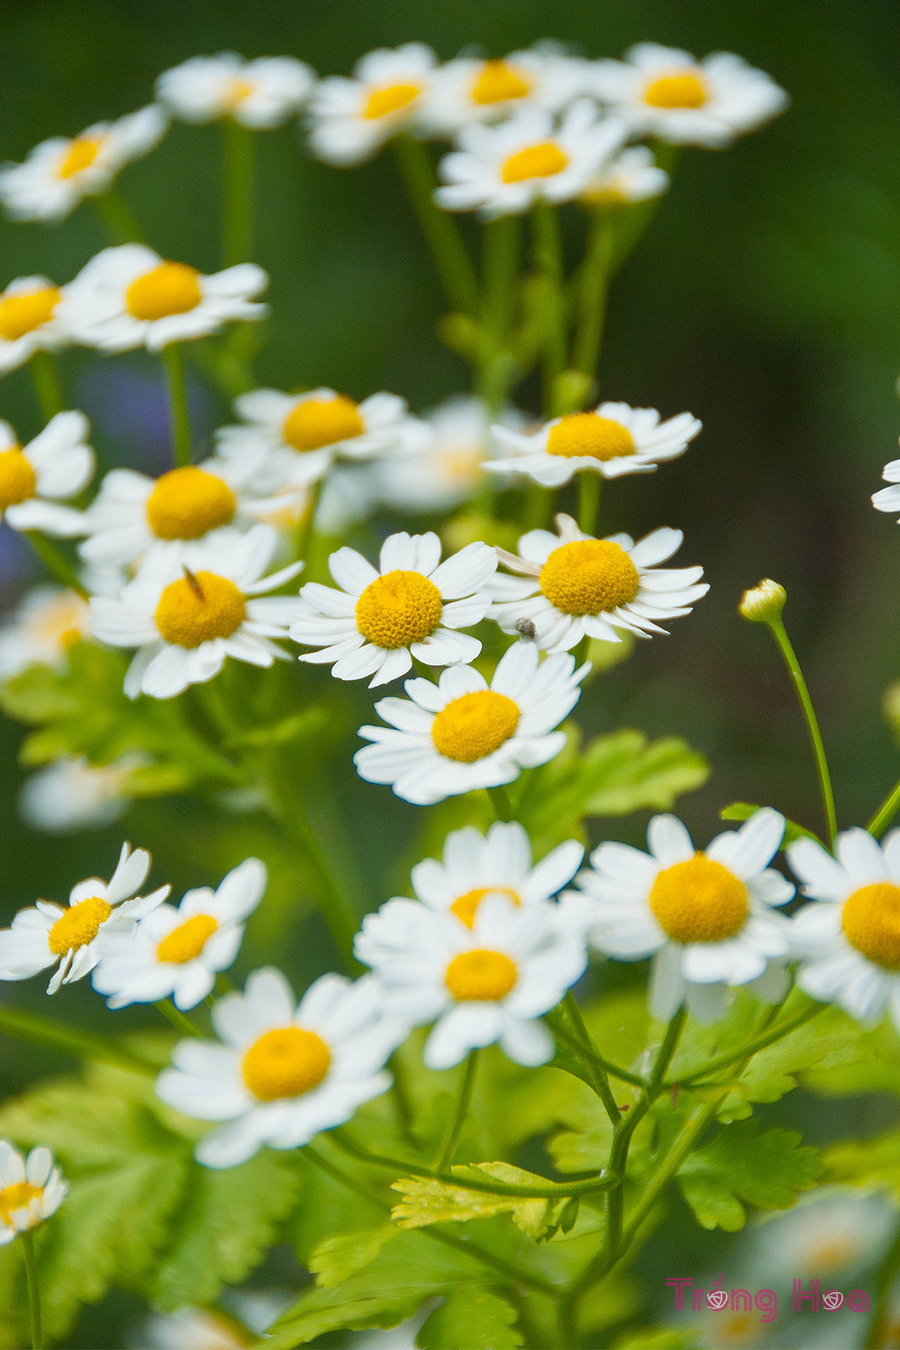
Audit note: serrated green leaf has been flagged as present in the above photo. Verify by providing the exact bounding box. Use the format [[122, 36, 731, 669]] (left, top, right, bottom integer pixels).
[[677, 1119, 823, 1231], [309, 1223, 399, 1288], [417, 1290, 523, 1348], [391, 1165, 565, 1239], [720, 802, 820, 845]]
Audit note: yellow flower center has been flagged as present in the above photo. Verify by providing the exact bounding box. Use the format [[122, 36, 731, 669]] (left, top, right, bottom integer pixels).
[[58, 135, 104, 179], [431, 690, 520, 762], [363, 82, 421, 120], [539, 539, 640, 616], [31, 591, 87, 652], [842, 883, 900, 970], [0, 1182, 41, 1228], [546, 412, 635, 461], [125, 262, 203, 322], [649, 853, 748, 943], [154, 572, 246, 648], [0, 287, 61, 342], [439, 446, 482, 484], [146, 467, 237, 540], [47, 895, 113, 956], [807, 1236, 862, 1275], [470, 59, 532, 106], [582, 181, 629, 207], [501, 141, 569, 184], [224, 77, 255, 110], [450, 886, 520, 928], [355, 570, 443, 649], [0, 447, 36, 511], [445, 948, 518, 1001], [156, 913, 218, 964], [242, 1026, 331, 1101], [282, 396, 364, 452], [644, 72, 707, 109]]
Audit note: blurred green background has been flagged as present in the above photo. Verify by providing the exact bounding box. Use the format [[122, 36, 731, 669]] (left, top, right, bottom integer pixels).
[[1, 0, 900, 1344]]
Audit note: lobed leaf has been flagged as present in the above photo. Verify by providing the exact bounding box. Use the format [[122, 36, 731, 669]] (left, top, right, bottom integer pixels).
[[677, 1119, 823, 1231], [391, 1164, 567, 1239], [417, 1289, 523, 1348]]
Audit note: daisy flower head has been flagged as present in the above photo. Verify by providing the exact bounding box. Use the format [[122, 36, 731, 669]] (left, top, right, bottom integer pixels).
[[155, 967, 399, 1167], [408, 820, 583, 928], [156, 53, 315, 128], [787, 827, 900, 1031], [419, 46, 595, 137], [356, 893, 587, 1068], [354, 640, 589, 805], [0, 585, 91, 680], [434, 100, 627, 218], [0, 1143, 67, 1243], [215, 386, 432, 495], [582, 145, 670, 207], [574, 808, 794, 1023], [0, 105, 166, 223], [290, 531, 496, 689], [486, 400, 702, 487], [0, 411, 94, 537], [19, 755, 139, 834], [488, 514, 708, 654], [0, 275, 71, 374], [89, 525, 304, 700], [0, 842, 169, 994], [308, 43, 437, 166], [590, 44, 788, 148], [871, 457, 900, 521], [59, 244, 267, 353], [93, 857, 267, 1011]]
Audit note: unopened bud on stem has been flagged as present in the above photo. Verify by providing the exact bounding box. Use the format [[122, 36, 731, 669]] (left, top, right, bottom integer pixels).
[[739, 579, 786, 624]]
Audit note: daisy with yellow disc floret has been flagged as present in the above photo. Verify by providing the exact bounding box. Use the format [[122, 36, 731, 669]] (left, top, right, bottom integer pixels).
[[787, 828, 900, 1031], [0, 411, 94, 537], [0, 842, 169, 994], [581, 145, 670, 207], [354, 640, 589, 805], [487, 513, 708, 653], [155, 967, 400, 1168], [418, 47, 594, 137], [59, 244, 267, 352], [93, 858, 267, 1011], [0, 1143, 67, 1244], [308, 43, 437, 166], [156, 53, 315, 128], [0, 274, 72, 374], [289, 530, 496, 687], [486, 400, 702, 487], [571, 809, 795, 1023], [0, 106, 166, 222], [355, 893, 587, 1068], [0, 584, 90, 678], [89, 525, 304, 700]]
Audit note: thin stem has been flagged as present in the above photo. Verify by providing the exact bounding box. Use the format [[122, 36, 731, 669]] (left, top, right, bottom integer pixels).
[[578, 472, 600, 535], [619, 1095, 722, 1252], [768, 618, 837, 847], [436, 1051, 478, 1171], [22, 1229, 42, 1350], [25, 534, 87, 598], [869, 777, 900, 837], [669, 1001, 824, 1087], [92, 186, 144, 244], [29, 351, 64, 422], [866, 1215, 900, 1348], [648, 1006, 687, 1089], [573, 208, 615, 380], [523, 481, 553, 531], [161, 344, 191, 467], [388, 1052, 418, 1150], [392, 137, 479, 316], [154, 999, 202, 1038], [478, 215, 520, 416], [563, 990, 622, 1126], [531, 202, 567, 416], [223, 120, 255, 268], [487, 784, 513, 821], [0, 1004, 157, 1073], [550, 1018, 646, 1088]]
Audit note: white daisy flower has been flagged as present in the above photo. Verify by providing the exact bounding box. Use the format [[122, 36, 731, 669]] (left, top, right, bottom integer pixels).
[[356, 894, 586, 1068], [582, 144, 670, 206], [354, 640, 589, 805], [0, 842, 169, 994], [590, 44, 788, 148], [434, 100, 627, 218], [136, 1307, 254, 1350], [0, 585, 91, 679], [89, 525, 304, 700], [215, 385, 432, 494], [573, 809, 794, 1023], [871, 457, 900, 521], [0, 275, 71, 374], [787, 827, 900, 1031], [308, 43, 437, 166], [487, 513, 708, 654], [419, 47, 595, 136], [406, 820, 583, 928], [750, 1188, 896, 1284], [93, 857, 266, 1011], [485, 400, 702, 487], [19, 755, 140, 834], [0, 411, 93, 537], [0, 1143, 67, 1242], [0, 105, 167, 222], [155, 967, 398, 1167], [58, 244, 267, 353], [156, 53, 315, 128], [289, 531, 496, 688]]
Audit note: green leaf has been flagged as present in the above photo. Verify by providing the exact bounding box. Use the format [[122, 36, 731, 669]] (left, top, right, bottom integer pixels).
[[826, 1127, 900, 1195], [309, 1223, 399, 1288], [677, 1119, 823, 1231], [720, 802, 821, 845], [802, 1015, 900, 1099], [614, 1328, 703, 1349], [391, 1165, 566, 1239], [417, 1290, 523, 1349]]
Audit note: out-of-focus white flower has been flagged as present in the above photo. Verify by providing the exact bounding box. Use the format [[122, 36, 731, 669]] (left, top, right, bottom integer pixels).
[[871, 456, 900, 521], [0, 1142, 67, 1242], [581, 145, 669, 206], [134, 1307, 252, 1350], [419, 47, 595, 136], [309, 44, 437, 165], [156, 53, 315, 128], [0, 411, 93, 536], [750, 1187, 896, 1284], [59, 244, 267, 352], [0, 585, 91, 679], [0, 275, 71, 374], [0, 106, 167, 222], [19, 755, 140, 833]]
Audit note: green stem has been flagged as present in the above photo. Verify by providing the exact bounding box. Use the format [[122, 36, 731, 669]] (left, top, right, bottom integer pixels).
[[393, 137, 479, 317], [531, 202, 567, 417], [866, 1216, 900, 1348], [550, 1017, 646, 1088], [523, 481, 554, 531], [154, 999, 202, 1038], [869, 777, 900, 837], [29, 351, 64, 422], [669, 1001, 824, 1087], [562, 990, 622, 1125], [578, 472, 600, 535], [388, 1052, 418, 1150], [618, 1094, 722, 1251], [223, 120, 255, 268], [0, 1005, 157, 1074], [573, 208, 615, 381], [436, 1051, 478, 1171], [648, 1006, 687, 1090], [92, 186, 145, 244], [24, 534, 87, 598], [478, 215, 520, 416], [21, 1229, 41, 1350], [161, 344, 191, 467], [487, 784, 513, 821], [768, 618, 837, 847]]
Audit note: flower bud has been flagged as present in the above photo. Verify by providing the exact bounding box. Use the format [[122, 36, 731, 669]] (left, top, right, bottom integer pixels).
[[739, 579, 786, 624]]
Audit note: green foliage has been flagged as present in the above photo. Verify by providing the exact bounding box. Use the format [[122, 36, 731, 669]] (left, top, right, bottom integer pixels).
[[417, 1290, 523, 1348], [720, 802, 821, 844], [614, 1328, 703, 1349], [802, 1015, 900, 1098], [677, 1119, 824, 1231], [391, 1164, 567, 1239], [826, 1126, 900, 1194], [308, 1223, 399, 1288]]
